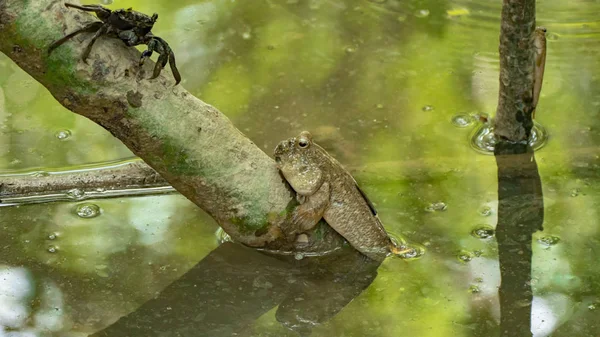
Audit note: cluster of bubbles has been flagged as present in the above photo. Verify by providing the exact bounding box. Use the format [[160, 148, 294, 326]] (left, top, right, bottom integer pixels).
[[478, 206, 493, 217], [537, 235, 560, 247], [55, 129, 71, 140], [451, 114, 475, 128], [471, 225, 495, 239], [47, 232, 59, 254], [66, 188, 85, 200], [570, 188, 581, 197], [425, 201, 447, 212], [457, 250, 474, 263]]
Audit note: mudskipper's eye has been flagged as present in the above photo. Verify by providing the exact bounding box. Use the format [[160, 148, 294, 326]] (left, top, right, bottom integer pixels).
[[275, 156, 282, 164], [298, 138, 309, 148]]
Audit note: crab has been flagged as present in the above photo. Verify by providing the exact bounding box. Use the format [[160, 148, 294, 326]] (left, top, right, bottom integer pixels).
[[48, 3, 181, 85]]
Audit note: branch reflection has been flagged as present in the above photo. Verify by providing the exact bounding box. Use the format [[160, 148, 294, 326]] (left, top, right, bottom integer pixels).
[[494, 142, 544, 337], [91, 242, 381, 337]]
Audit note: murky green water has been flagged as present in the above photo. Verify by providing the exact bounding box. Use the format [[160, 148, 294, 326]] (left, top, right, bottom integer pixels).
[[1, 0, 600, 336]]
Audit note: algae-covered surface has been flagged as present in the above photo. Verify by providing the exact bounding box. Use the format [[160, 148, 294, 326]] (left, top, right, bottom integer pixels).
[[1, 0, 599, 336]]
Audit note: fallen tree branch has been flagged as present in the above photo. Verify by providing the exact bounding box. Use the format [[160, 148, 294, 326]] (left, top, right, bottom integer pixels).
[[0, 0, 345, 252]]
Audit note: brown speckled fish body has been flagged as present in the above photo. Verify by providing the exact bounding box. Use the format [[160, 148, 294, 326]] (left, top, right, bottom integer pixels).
[[274, 131, 392, 260]]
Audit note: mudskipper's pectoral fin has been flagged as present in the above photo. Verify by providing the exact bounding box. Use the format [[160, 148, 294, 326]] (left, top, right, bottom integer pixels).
[[355, 183, 378, 216], [286, 182, 330, 241]]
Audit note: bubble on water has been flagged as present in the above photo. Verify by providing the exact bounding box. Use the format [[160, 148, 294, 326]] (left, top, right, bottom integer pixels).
[[589, 303, 597, 311], [397, 14, 408, 22], [66, 188, 84, 200], [294, 252, 304, 260], [55, 129, 71, 140], [422, 105, 434, 112], [471, 225, 495, 239], [47, 245, 58, 253], [376, 103, 384, 109], [345, 46, 356, 53], [457, 250, 473, 263], [425, 202, 447, 212], [242, 32, 252, 40], [538, 235, 560, 247], [75, 203, 101, 218], [451, 114, 475, 128], [470, 121, 548, 155], [479, 206, 493, 217], [570, 188, 580, 197], [415, 9, 430, 18], [47, 233, 58, 240], [468, 285, 480, 293]]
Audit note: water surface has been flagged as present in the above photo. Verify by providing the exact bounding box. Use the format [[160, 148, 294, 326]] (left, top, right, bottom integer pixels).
[[1, 0, 599, 336]]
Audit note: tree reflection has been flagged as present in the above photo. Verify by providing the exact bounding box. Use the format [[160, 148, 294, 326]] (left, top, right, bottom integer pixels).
[[90, 242, 381, 337], [494, 143, 544, 337]]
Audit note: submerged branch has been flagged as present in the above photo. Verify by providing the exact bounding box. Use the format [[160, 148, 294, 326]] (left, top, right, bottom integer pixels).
[[0, 160, 173, 206], [0, 0, 346, 253]]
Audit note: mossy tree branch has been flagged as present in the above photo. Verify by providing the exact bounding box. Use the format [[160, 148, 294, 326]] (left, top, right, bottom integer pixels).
[[0, 0, 345, 252]]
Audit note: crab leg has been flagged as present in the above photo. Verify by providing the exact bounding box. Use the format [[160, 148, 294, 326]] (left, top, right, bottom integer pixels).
[[48, 21, 103, 55], [81, 24, 109, 63], [65, 3, 112, 21], [151, 53, 169, 79], [168, 51, 181, 85], [64, 3, 108, 13]]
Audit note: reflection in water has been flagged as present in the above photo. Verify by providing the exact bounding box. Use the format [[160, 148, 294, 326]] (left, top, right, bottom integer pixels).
[[494, 143, 544, 337], [91, 243, 380, 337]]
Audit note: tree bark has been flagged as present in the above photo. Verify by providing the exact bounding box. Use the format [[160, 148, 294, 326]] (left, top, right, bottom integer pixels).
[[493, 0, 536, 142], [0, 0, 345, 252]]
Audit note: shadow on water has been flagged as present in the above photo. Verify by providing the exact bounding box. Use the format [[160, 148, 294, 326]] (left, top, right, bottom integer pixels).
[[90, 242, 380, 337], [494, 142, 544, 337]]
